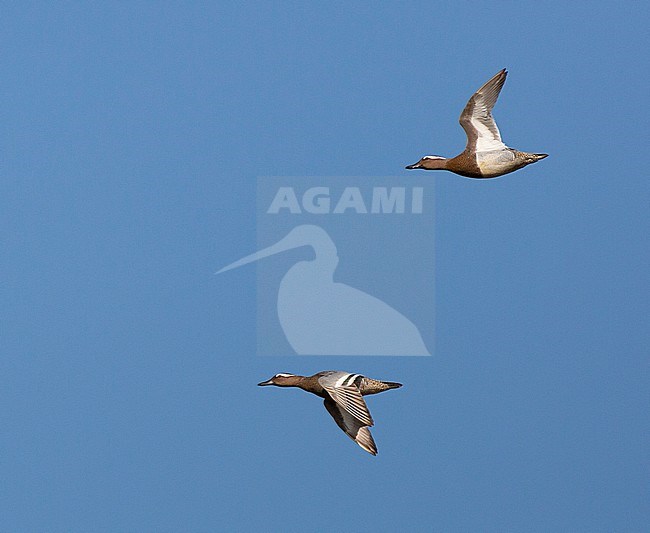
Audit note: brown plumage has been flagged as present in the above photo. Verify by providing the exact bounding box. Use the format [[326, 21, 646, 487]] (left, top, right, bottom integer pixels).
[[258, 371, 402, 455], [406, 68, 548, 178]]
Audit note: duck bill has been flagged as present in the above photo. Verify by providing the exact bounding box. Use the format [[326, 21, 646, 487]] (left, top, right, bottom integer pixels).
[[257, 379, 274, 386], [405, 162, 422, 169]]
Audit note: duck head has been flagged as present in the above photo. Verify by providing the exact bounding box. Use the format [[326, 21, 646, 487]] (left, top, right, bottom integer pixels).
[[405, 155, 447, 170], [258, 373, 301, 387]]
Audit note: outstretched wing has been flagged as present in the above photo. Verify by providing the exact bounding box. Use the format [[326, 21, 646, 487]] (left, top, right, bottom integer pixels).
[[459, 69, 508, 153], [323, 398, 377, 455], [318, 372, 374, 427]]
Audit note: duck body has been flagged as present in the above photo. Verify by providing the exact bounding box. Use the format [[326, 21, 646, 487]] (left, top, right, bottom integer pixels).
[[269, 370, 402, 397], [475, 148, 548, 178], [258, 371, 402, 455], [406, 69, 548, 179]]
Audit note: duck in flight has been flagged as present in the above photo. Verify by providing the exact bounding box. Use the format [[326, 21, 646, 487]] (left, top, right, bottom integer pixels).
[[258, 371, 402, 455], [406, 69, 547, 178]]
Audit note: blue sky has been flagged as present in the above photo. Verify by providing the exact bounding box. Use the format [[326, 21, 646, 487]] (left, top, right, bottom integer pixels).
[[2, 2, 649, 531]]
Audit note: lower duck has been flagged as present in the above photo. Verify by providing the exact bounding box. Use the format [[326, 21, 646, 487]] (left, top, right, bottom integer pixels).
[[258, 371, 402, 455]]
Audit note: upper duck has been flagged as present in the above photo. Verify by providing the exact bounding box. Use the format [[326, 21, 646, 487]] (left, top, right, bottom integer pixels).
[[258, 371, 402, 455], [406, 69, 547, 178]]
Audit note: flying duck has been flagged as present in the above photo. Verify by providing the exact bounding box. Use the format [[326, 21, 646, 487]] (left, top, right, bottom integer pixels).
[[406, 69, 548, 178], [258, 371, 402, 455]]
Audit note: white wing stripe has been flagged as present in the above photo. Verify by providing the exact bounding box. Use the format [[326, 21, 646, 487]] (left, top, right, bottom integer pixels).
[[472, 117, 507, 152], [335, 373, 351, 387]]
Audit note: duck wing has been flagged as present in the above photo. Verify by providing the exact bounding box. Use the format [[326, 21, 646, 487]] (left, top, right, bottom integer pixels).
[[323, 398, 377, 455], [318, 372, 374, 427], [459, 68, 508, 153]]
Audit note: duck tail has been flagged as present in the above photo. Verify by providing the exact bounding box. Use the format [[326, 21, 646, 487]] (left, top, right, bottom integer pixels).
[[383, 381, 403, 390]]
